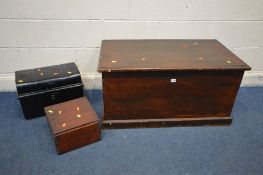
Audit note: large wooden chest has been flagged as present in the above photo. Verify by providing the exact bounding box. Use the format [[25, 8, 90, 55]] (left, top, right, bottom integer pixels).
[[97, 40, 251, 128], [15, 62, 84, 119]]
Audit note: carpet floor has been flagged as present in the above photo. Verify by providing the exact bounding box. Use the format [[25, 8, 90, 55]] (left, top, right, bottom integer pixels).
[[0, 87, 262, 175]]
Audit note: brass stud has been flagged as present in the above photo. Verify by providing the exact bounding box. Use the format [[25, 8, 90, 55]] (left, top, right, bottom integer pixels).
[[53, 72, 58, 75], [62, 123, 66, 127], [67, 71, 72, 74], [40, 72, 44, 76], [77, 114, 81, 118], [18, 80, 24, 83], [226, 60, 232, 64], [37, 69, 41, 72], [193, 42, 198, 45], [141, 57, 146, 61], [58, 110, 62, 115], [76, 107, 80, 111], [111, 60, 117, 63], [48, 110, 54, 114], [198, 57, 204, 60]]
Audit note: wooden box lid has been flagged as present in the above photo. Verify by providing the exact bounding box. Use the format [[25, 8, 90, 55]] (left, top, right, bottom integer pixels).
[[44, 97, 99, 135], [98, 39, 251, 72]]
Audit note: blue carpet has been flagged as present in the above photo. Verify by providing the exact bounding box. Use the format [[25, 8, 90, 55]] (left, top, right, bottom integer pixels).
[[0, 87, 263, 175]]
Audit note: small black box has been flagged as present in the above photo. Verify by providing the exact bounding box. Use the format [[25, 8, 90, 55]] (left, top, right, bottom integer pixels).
[[15, 62, 84, 119]]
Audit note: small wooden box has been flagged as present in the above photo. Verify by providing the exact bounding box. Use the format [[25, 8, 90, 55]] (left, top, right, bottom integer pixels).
[[98, 39, 251, 128], [15, 62, 84, 119], [44, 97, 100, 154]]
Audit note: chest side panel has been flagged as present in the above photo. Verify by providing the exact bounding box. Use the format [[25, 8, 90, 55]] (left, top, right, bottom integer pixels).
[[54, 122, 100, 154]]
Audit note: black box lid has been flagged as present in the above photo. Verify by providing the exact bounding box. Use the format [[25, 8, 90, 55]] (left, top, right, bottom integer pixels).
[[15, 62, 82, 95]]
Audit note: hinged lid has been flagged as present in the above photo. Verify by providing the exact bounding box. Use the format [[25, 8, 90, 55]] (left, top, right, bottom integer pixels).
[[98, 39, 251, 72], [44, 97, 99, 135], [15, 62, 82, 95]]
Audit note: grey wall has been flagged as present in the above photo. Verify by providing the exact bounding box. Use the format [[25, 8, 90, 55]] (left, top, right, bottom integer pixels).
[[0, 0, 262, 90]]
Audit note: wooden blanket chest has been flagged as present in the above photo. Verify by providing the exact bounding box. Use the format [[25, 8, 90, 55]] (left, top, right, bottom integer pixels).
[[98, 40, 251, 128]]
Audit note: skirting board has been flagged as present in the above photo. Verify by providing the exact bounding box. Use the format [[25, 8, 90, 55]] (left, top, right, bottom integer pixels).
[[0, 71, 262, 91]]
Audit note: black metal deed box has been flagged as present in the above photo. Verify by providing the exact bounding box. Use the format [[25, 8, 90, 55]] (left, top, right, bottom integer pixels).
[[15, 62, 84, 119]]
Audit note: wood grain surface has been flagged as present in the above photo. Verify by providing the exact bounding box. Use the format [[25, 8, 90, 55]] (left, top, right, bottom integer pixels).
[[98, 40, 250, 128], [44, 97, 100, 154], [98, 40, 251, 72], [102, 71, 243, 120]]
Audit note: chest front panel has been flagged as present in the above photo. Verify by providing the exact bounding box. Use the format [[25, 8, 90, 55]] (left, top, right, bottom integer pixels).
[[102, 71, 243, 120]]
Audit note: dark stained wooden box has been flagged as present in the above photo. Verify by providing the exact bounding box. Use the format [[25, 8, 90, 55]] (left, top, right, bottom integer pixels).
[[97, 39, 251, 129], [15, 62, 84, 119], [44, 97, 101, 154]]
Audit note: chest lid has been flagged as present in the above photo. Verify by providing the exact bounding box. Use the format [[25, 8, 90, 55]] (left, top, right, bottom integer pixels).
[[98, 39, 251, 72], [44, 97, 99, 135], [15, 62, 82, 95]]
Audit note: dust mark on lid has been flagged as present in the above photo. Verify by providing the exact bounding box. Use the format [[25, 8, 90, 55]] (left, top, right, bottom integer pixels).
[[48, 110, 54, 114]]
